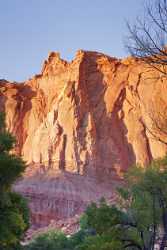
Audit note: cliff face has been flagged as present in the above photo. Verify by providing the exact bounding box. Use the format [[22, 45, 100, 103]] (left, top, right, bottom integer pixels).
[[1, 50, 167, 227]]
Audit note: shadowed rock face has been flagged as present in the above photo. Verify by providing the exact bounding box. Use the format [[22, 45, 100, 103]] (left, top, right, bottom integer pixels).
[[1, 50, 167, 228]]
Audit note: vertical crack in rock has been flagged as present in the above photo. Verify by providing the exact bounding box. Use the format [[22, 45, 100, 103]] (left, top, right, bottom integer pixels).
[[139, 118, 153, 164], [59, 134, 67, 171]]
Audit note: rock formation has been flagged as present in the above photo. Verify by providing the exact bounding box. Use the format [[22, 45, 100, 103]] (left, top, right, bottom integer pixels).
[[1, 50, 167, 229]]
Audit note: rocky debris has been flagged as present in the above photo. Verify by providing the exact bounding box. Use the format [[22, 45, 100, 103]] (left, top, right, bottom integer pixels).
[[24, 214, 81, 242]]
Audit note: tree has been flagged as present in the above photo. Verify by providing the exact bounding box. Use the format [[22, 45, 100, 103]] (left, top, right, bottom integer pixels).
[[79, 199, 142, 250], [75, 233, 123, 250], [126, 0, 167, 74], [25, 230, 74, 250], [79, 157, 167, 250], [81, 198, 123, 235], [122, 158, 167, 250], [0, 112, 29, 249]]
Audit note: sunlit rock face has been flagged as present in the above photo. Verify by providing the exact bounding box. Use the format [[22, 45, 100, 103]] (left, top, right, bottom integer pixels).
[[1, 50, 167, 227]]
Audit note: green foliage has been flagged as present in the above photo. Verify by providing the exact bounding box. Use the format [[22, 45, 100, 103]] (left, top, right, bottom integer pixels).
[[0, 112, 29, 250], [25, 229, 92, 250], [79, 214, 89, 230], [79, 157, 167, 249], [83, 199, 123, 235], [0, 152, 25, 190], [0, 112, 15, 153], [69, 229, 89, 247], [76, 233, 123, 250], [0, 112, 6, 130], [24, 228, 123, 250], [25, 230, 72, 250], [121, 159, 167, 249], [0, 132, 15, 152], [77, 199, 126, 250]]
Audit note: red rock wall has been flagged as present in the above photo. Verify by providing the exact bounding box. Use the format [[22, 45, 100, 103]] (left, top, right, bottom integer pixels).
[[1, 50, 167, 227]]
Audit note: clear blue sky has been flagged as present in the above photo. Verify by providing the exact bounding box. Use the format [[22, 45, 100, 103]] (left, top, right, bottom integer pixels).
[[0, 0, 144, 82]]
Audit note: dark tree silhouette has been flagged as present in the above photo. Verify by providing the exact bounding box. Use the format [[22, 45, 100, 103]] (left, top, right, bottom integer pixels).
[[126, 0, 167, 74]]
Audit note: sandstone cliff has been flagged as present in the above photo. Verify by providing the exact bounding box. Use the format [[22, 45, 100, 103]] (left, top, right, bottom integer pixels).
[[1, 50, 167, 228]]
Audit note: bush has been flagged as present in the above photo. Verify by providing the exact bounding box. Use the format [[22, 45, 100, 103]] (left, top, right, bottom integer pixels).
[[25, 230, 72, 250]]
